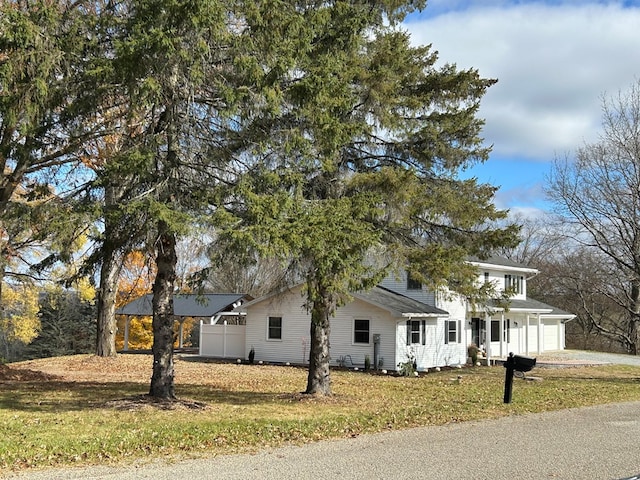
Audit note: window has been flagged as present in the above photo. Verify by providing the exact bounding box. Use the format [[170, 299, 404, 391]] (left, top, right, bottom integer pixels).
[[354, 319, 370, 344], [407, 275, 422, 290], [484, 272, 490, 284], [504, 274, 523, 294], [444, 320, 459, 344], [406, 320, 426, 345], [267, 316, 282, 340]]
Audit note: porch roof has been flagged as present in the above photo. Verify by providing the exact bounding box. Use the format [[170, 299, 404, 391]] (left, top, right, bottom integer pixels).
[[116, 293, 249, 318], [486, 297, 574, 318], [353, 286, 449, 318]]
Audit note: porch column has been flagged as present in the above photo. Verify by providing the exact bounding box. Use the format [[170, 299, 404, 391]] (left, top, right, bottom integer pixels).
[[557, 319, 562, 350], [537, 313, 543, 354], [485, 313, 491, 365], [123, 316, 131, 351], [177, 317, 185, 349], [500, 312, 505, 357], [525, 315, 530, 356], [223, 320, 228, 358]]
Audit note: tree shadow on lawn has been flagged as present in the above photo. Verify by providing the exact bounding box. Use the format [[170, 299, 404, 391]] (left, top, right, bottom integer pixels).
[[0, 380, 288, 413]]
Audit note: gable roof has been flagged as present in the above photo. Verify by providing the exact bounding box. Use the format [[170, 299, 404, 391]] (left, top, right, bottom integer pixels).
[[240, 284, 448, 319], [116, 293, 250, 318], [353, 286, 448, 318]]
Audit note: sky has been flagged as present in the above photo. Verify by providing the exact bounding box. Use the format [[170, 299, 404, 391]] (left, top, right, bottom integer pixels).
[[403, 0, 640, 217]]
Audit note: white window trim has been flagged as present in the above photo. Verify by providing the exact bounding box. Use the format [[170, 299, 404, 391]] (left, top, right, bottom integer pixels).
[[406, 319, 426, 346], [266, 315, 283, 342], [444, 319, 461, 344], [353, 318, 371, 345]]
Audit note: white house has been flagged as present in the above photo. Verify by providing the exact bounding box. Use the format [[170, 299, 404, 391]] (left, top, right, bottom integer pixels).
[[459, 257, 575, 363], [198, 257, 575, 370]]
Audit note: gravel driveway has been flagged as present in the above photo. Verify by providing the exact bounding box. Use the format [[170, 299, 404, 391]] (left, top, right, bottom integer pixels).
[[536, 349, 640, 367]]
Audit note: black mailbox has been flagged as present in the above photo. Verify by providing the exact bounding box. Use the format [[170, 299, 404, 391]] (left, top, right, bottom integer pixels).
[[503, 352, 537, 404], [512, 354, 536, 373]]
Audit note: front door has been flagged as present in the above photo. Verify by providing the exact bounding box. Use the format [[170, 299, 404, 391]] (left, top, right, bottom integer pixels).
[[471, 317, 485, 349]]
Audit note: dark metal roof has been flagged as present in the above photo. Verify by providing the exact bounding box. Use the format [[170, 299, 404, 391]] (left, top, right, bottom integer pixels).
[[353, 286, 448, 318], [116, 293, 249, 317]]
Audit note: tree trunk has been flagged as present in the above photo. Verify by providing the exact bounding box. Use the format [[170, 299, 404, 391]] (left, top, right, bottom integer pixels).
[[629, 320, 640, 355], [95, 244, 122, 357], [305, 298, 332, 395], [149, 223, 177, 399], [630, 280, 640, 355]]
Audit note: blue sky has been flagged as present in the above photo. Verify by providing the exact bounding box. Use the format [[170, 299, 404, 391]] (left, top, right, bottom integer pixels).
[[403, 0, 640, 217]]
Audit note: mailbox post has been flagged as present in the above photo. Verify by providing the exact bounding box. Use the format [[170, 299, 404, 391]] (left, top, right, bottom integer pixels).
[[503, 352, 536, 404]]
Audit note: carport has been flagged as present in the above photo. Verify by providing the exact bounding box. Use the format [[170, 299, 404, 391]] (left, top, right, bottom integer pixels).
[[116, 293, 250, 351]]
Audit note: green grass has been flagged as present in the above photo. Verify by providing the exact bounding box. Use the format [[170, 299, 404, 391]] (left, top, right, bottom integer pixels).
[[2, 356, 640, 473]]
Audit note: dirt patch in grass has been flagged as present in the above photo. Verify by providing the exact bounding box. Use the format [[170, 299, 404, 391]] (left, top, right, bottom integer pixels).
[[102, 394, 210, 411], [276, 392, 344, 404]]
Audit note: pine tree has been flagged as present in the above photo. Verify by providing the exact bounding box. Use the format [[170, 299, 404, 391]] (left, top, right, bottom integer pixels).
[[216, 2, 519, 395]]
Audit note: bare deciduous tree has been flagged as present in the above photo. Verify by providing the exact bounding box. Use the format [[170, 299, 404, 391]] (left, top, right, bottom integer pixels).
[[548, 80, 640, 354]]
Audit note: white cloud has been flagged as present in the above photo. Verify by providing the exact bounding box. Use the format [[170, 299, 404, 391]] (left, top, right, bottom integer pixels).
[[405, 2, 640, 161]]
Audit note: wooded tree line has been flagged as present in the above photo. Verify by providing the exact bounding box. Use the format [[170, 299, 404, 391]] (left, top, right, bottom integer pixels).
[[503, 81, 640, 356], [6, 0, 638, 399]]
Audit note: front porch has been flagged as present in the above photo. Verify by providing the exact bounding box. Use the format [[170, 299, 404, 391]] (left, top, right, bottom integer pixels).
[[469, 308, 573, 364]]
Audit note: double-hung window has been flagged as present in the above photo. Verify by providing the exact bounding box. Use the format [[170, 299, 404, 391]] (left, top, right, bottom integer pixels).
[[406, 320, 426, 345], [267, 316, 282, 340], [354, 319, 370, 344], [444, 320, 460, 344]]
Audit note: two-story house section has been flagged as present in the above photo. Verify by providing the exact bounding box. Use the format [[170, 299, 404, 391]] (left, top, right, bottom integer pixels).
[[199, 257, 574, 370], [462, 256, 575, 361]]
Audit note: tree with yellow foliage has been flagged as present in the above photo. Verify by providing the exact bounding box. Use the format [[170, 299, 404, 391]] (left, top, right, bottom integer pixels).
[[0, 283, 40, 362]]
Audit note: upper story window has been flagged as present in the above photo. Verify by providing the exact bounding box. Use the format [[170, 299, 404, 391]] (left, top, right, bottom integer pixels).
[[407, 275, 422, 290], [504, 274, 524, 295]]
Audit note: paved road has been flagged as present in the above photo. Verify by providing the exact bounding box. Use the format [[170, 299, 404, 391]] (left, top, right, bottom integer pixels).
[[6, 400, 640, 480]]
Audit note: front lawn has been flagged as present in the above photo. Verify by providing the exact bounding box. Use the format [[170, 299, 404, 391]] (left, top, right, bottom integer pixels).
[[1, 354, 639, 472]]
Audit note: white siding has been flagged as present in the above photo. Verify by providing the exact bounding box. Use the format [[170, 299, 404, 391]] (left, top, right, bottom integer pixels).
[[244, 286, 311, 365], [395, 318, 467, 370], [243, 287, 398, 368], [329, 299, 397, 369], [477, 268, 527, 301], [380, 271, 436, 305]]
